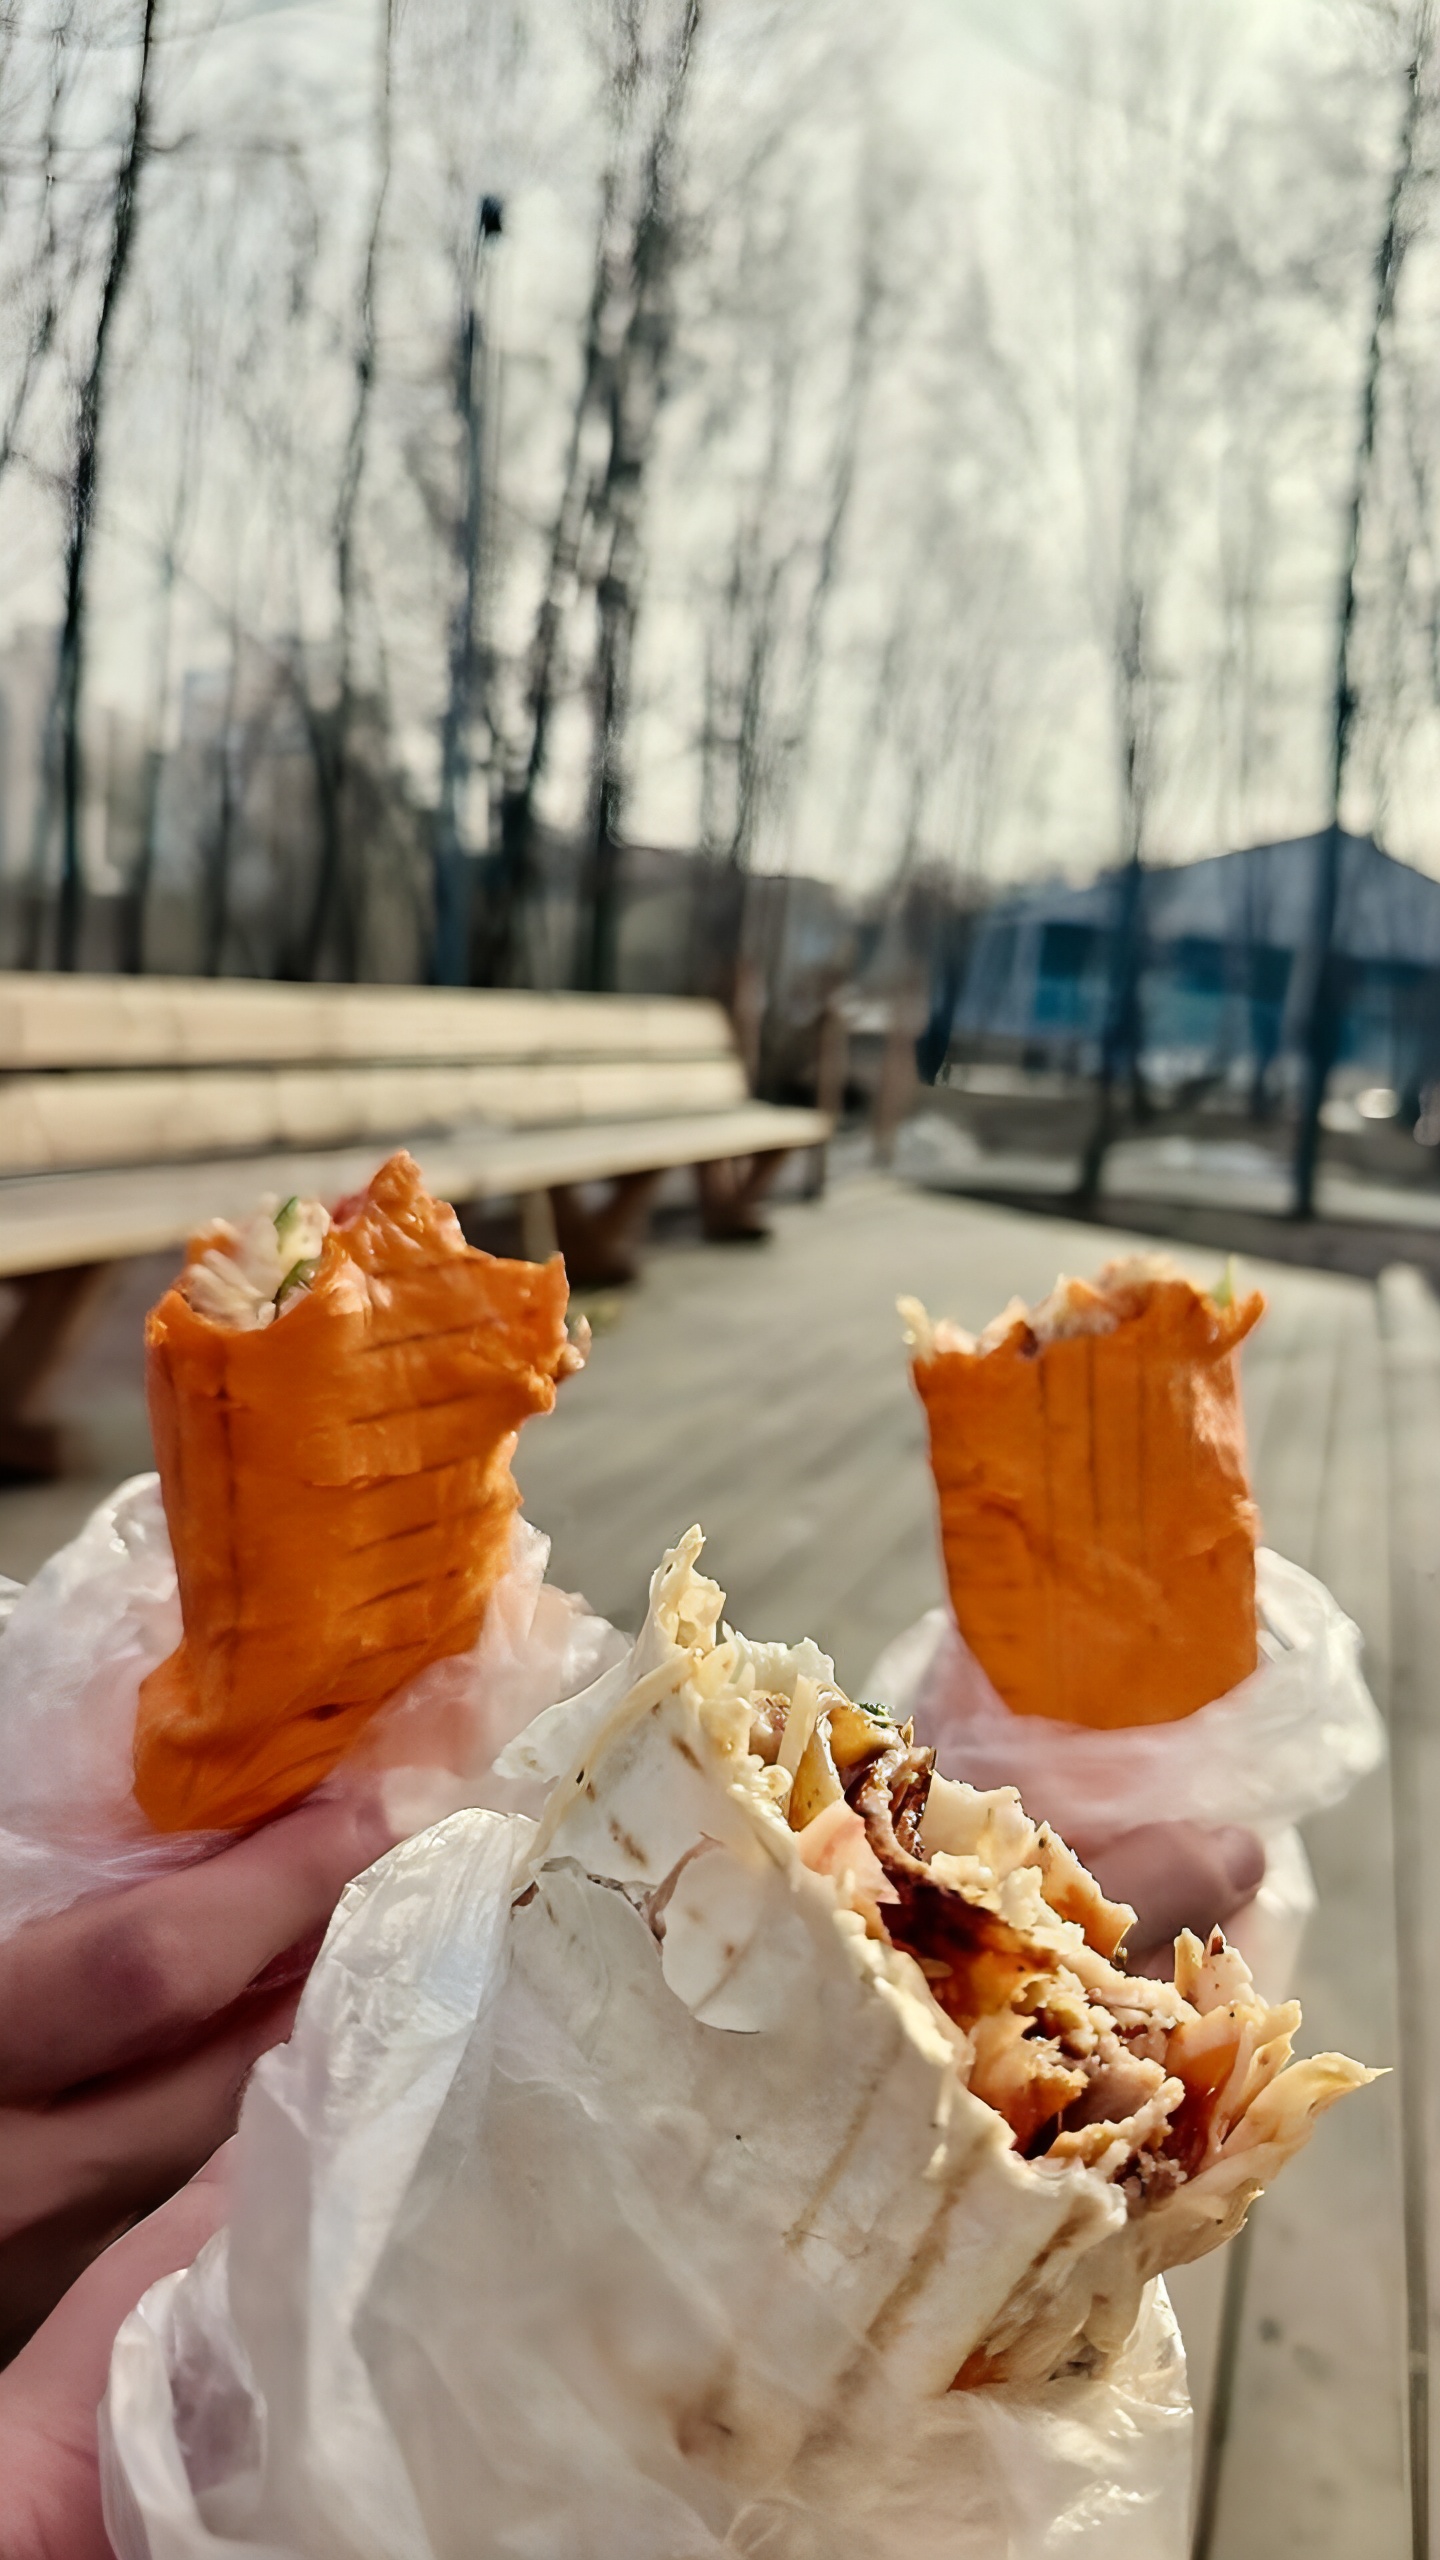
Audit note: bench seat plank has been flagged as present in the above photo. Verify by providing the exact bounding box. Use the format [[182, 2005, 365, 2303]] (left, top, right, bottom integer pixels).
[[0, 1104, 828, 1276], [0, 1053, 751, 1176], [0, 975, 736, 1069]]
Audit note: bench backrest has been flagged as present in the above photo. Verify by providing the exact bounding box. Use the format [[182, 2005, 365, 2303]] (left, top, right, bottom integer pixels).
[[0, 976, 749, 1177]]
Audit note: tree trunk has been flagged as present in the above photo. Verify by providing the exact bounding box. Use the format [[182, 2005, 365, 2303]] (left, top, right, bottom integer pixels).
[[1076, 569, 1149, 1204], [299, 0, 394, 981], [1293, 7, 1429, 1216], [490, 43, 641, 988], [53, 0, 158, 972], [579, 566, 629, 991], [1077, 846, 1145, 1202], [574, 0, 705, 992], [119, 533, 185, 975], [118, 742, 160, 975], [433, 199, 502, 987], [201, 627, 244, 976]]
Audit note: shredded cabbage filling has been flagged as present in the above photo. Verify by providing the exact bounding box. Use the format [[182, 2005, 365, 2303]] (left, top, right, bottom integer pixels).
[[181, 1193, 332, 1330]]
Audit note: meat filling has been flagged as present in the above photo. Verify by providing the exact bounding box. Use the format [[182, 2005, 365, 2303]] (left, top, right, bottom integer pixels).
[[752, 1689, 1293, 2207]]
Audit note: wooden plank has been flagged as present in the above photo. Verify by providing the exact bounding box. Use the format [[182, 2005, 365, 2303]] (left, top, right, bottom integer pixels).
[[0, 975, 736, 1069], [512, 1180, 1409, 2552], [521, 1177, 1073, 1665], [518, 1175, 1350, 1684], [0, 1173, 1404, 2545], [0, 1106, 829, 1276], [1378, 1264, 1440, 2560], [1235, 1287, 1303, 1488], [517, 1180, 1175, 1648], [0, 1052, 750, 1176], [1244, 1268, 1350, 1572], [1188, 1279, 1411, 2560]]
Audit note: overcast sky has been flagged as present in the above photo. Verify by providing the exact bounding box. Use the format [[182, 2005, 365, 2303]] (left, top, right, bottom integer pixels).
[[0, 0, 1429, 898]]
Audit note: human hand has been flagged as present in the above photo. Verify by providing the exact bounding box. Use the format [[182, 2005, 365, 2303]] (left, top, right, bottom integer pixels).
[[0, 2146, 232, 2560], [1083, 1820, 1266, 1968], [0, 1789, 394, 2361]]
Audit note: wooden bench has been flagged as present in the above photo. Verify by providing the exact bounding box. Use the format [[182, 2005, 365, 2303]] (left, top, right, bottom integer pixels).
[[0, 973, 829, 1476]]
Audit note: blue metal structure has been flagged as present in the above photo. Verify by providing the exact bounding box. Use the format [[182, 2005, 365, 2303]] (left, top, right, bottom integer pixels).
[[929, 834, 1440, 1108]]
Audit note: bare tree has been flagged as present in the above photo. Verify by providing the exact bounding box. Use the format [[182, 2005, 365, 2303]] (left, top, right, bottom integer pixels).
[[296, 0, 396, 980], [431, 192, 504, 985], [1202, 228, 1291, 1111], [49, 0, 159, 971], [1291, 1, 1434, 1210], [119, 268, 217, 971], [692, 179, 802, 877], [197, 610, 252, 977], [486, 0, 648, 986], [576, 0, 705, 991], [0, 1, 90, 497], [1292, 0, 1435, 1213], [764, 191, 885, 873], [685, 121, 891, 909], [1025, 4, 1247, 1198], [832, 227, 1037, 915]]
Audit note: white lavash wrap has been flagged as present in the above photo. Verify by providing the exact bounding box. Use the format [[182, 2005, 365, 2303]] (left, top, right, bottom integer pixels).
[[865, 1549, 1386, 1996], [101, 1532, 1194, 2560], [0, 1472, 624, 1941]]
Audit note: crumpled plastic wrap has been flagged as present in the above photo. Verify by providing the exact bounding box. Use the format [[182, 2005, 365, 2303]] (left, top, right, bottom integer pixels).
[[101, 1799, 1193, 2560], [864, 1549, 1383, 1841], [863, 1547, 1385, 1995], [0, 1473, 624, 1941]]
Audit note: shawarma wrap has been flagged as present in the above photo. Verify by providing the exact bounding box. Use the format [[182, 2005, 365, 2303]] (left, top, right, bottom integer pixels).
[[134, 1151, 582, 1833], [505, 1527, 1370, 2398], [902, 1255, 1265, 1729], [101, 1528, 1374, 2559]]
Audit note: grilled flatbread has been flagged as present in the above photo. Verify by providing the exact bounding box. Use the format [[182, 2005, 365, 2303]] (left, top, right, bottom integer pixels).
[[507, 1527, 1372, 2408], [903, 1257, 1265, 1728]]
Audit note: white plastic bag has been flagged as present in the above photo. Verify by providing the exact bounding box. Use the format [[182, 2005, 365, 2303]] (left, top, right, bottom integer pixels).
[[0, 1474, 624, 1941], [864, 1549, 1383, 1842], [863, 1548, 1385, 1996], [102, 1803, 1194, 2560]]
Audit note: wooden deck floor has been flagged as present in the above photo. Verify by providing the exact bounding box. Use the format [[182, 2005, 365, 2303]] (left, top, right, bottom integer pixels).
[[0, 1171, 1418, 2553], [514, 1174, 1413, 2560]]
